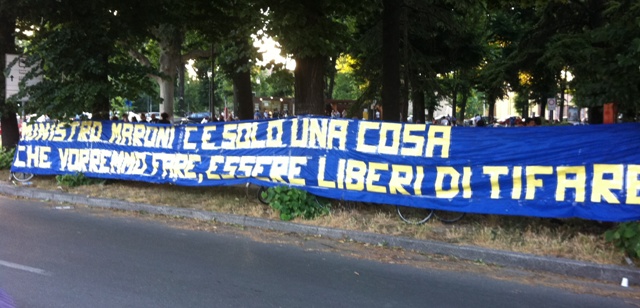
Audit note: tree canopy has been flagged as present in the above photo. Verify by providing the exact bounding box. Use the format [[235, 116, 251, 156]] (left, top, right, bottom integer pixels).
[[2, 0, 638, 147]]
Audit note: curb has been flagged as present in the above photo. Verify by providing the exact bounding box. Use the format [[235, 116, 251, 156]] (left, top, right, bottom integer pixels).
[[1, 182, 637, 285]]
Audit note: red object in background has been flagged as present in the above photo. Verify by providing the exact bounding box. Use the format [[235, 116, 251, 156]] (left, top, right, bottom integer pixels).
[[603, 102, 617, 124]]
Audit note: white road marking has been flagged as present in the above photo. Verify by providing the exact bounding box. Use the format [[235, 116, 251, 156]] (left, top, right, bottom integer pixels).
[[0, 260, 50, 276]]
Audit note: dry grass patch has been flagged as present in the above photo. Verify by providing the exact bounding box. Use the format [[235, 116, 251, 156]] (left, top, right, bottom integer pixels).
[[2, 170, 631, 266]]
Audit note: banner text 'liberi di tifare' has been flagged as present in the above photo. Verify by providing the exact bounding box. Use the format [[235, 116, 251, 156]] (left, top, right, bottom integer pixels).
[[12, 118, 640, 222]]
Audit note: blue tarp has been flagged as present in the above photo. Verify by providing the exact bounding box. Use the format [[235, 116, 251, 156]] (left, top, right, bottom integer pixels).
[[11, 117, 640, 222]]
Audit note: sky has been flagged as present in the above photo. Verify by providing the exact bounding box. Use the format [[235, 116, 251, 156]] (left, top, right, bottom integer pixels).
[[187, 34, 295, 79]]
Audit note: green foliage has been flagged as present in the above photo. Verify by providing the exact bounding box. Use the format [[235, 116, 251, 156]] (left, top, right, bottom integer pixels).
[[332, 72, 361, 100], [56, 173, 105, 187], [0, 147, 16, 170], [605, 222, 640, 260], [265, 186, 330, 221]]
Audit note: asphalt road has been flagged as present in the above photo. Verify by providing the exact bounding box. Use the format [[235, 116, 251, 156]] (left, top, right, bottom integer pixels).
[[0, 197, 636, 307]]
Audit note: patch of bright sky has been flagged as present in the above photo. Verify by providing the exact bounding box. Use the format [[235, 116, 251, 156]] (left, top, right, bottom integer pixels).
[[252, 30, 296, 70], [187, 31, 295, 79]]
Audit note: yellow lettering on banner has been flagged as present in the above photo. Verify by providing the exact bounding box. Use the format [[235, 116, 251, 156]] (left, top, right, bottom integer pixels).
[[37, 146, 51, 169], [183, 155, 201, 179], [250, 122, 266, 148], [77, 122, 102, 142], [414, 166, 424, 196], [51, 124, 67, 141], [317, 157, 335, 188], [13, 145, 26, 167], [236, 122, 254, 149], [149, 151, 159, 175], [462, 167, 472, 198], [626, 165, 640, 204], [435, 166, 460, 198], [205, 156, 224, 179], [426, 126, 450, 158], [122, 123, 134, 145], [252, 156, 272, 179], [222, 156, 240, 179], [366, 162, 388, 193], [25, 145, 39, 168], [149, 153, 198, 179], [269, 157, 288, 183], [525, 166, 554, 200], [356, 121, 378, 154], [309, 118, 328, 148], [16, 145, 51, 168], [336, 159, 346, 189], [389, 165, 412, 195], [327, 120, 348, 150], [132, 124, 145, 146], [22, 123, 44, 141], [555, 166, 586, 202], [378, 123, 402, 155], [201, 126, 218, 150], [155, 126, 174, 148], [21, 124, 33, 140], [58, 148, 69, 170], [591, 164, 623, 204], [287, 156, 307, 185], [484, 166, 509, 199], [67, 122, 79, 140], [291, 119, 309, 148], [183, 126, 199, 150], [400, 124, 426, 157], [237, 156, 257, 178], [88, 149, 110, 173], [512, 166, 523, 199], [109, 122, 124, 144], [263, 120, 281, 148], [345, 159, 367, 191], [221, 124, 238, 150]]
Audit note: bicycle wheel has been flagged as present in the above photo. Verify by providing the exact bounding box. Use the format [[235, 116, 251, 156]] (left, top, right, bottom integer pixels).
[[433, 210, 466, 224], [257, 186, 274, 205], [11, 172, 34, 182], [396, 206, 434, 225]]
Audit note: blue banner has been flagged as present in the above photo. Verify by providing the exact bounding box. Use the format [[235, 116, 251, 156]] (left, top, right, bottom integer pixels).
[[11, 118, 640, 222]]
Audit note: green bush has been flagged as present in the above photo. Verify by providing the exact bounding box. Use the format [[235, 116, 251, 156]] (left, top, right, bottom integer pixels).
[[0, 147, 16, 170], [56, 173, 105, 187], [265, 186, 330, 221], [605, 222, 640, 259]]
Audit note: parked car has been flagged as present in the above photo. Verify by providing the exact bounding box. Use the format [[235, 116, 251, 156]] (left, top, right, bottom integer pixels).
[[146, 112, 161, 121], [185, 112, 211, 124]]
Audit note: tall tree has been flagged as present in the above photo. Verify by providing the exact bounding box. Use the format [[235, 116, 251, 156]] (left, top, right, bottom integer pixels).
[[0, 0, 20, 148], [265, 0, 363, 115], [381, 0, 401, 121], [16, 0, 158, 120]]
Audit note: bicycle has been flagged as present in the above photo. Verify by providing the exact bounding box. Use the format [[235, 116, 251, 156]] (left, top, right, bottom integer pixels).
[[10, 171, 34, 183], [396, 205, 465, 225]]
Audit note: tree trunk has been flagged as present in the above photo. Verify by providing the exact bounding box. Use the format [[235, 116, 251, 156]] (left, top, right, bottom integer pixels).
[[294, 55, 326, 115], [400, 5, 409, 122], [90, 50, 111, 120], [426, 92, 437, 122], [411, 88, 425, 124], [459, 91, 468, 125], [233, 68, 254, 120], [382, 0, 401, 122], [155, 25, 183, 122], [488, 97, 496, 124], [325, 55, 337, 99], [178, 63, 186, 117], [0, 11, 20, 149]]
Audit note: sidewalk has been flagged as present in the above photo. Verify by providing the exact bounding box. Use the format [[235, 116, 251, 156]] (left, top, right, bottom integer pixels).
[[1, 181, 638, 285]]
